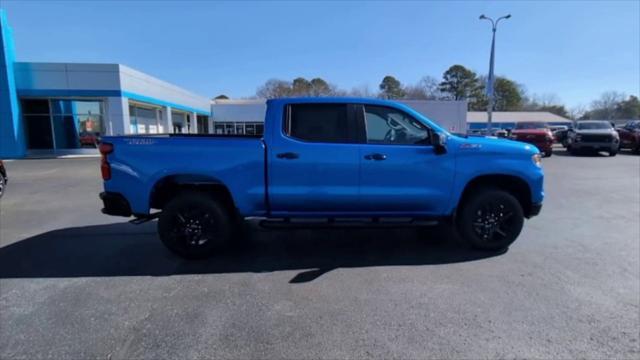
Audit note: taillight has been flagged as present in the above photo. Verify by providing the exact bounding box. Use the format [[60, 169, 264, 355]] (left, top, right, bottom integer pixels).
[[99, 142, 113, 180], [99, 143, 113, 155]]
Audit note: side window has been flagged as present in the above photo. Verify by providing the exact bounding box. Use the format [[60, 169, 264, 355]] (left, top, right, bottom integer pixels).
[[363, 105, 430, 145], [286, 104, 350, 143]]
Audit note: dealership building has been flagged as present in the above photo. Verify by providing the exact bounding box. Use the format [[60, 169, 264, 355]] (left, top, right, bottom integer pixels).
[[0, 10, 211, 158]]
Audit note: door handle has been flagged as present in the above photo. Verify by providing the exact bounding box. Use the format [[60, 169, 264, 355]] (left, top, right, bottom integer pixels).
[[276, 152, 299, 159], [364, 153, 387, 161]]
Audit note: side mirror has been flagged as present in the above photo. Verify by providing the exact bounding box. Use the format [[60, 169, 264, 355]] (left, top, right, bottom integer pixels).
[[430, 132, 447, 155]]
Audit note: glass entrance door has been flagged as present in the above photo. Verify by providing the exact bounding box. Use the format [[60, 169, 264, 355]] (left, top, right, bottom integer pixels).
[[21, 99, 54, 149]]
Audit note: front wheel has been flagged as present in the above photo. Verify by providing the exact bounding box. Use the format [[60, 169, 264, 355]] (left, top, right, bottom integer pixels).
[[457, 189, 524, 251], [158, 192, 233, 259]]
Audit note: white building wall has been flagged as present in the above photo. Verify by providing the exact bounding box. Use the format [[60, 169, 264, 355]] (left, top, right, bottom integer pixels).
[[105, 97, 129, 135], [118, 65, 209, 114], [398, 100, 467, 133]]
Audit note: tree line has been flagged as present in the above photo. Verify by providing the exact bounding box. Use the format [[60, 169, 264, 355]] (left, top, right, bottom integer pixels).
[[214, 64, 639, 120]]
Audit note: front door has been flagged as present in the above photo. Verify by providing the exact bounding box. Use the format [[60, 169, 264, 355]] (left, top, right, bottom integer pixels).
[[268, 103, 361, 214], [357, 104, 455, 215]]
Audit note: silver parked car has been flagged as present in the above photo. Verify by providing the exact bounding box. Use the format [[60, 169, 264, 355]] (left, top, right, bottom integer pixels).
[[567, 121, 620, 156]]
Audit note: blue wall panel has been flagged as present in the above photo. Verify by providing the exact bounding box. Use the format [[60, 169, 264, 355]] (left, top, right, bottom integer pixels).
[[0, 9, 25, 158]]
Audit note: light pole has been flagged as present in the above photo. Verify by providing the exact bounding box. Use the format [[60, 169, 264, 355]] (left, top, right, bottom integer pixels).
[[479, 13, 510, 134]]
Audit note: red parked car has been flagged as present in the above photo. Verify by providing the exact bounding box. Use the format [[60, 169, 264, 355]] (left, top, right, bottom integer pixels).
[[510, 122, 555, 157], [617, 120, 640, 154]]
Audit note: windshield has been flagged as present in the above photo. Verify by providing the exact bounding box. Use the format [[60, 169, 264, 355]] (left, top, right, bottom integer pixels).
[[626, 121, 640, 129], [577, 122, 612, 130], [515, 122, 548, 130]]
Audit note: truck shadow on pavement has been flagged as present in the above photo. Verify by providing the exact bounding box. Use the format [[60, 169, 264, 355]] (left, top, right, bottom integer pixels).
[[0, 221, 504, 283]]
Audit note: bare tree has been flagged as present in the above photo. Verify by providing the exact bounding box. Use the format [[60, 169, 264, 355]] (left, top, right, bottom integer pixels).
[[589, 91, 627, 120], [407, 76, 444, 100], [348, 84, 376, 98], [568, 104, 587, 120], [256, 79, 293, 99]]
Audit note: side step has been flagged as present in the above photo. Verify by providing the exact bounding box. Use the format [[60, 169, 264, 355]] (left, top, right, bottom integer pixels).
[[259, 217, 439, 229], [129, 212, 161, 225]]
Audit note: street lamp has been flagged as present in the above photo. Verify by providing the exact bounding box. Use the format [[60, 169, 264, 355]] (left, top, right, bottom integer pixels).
[[479, 13, 511, 134]]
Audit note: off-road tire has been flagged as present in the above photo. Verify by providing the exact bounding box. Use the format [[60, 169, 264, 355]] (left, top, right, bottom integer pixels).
[[457, 189, 524, 251], [158, 192, 233, 259]]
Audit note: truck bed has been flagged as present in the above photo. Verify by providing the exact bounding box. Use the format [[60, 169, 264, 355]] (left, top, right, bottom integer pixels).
[[102, 135, 267, 216]]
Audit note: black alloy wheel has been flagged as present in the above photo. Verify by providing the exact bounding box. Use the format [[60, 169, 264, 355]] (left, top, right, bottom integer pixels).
[[457, 189, 524, 251], [158, 192, 232, 259]]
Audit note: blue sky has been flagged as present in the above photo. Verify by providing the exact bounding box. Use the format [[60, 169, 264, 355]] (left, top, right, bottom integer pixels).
[[2, 0, 639, 108]]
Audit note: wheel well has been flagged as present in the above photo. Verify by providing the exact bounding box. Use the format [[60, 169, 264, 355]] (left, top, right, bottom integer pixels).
[[459, 175, 532, 217], [150, 176, 236, 215]]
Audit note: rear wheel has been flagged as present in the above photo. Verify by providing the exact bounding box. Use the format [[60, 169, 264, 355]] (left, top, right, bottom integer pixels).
[[457, 189, 524, 251], [0, 175, 5, 199], [158, 192, 233, 259]]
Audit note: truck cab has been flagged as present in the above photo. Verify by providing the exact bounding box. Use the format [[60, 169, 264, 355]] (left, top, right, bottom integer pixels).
[[100, 98, 544, 259]]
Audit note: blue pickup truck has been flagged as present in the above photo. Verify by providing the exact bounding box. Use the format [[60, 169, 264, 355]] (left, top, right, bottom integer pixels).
[[99, 98, 544, 259]]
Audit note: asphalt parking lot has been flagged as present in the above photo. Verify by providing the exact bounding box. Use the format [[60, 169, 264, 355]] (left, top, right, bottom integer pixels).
[[0, 148, 639, 359]]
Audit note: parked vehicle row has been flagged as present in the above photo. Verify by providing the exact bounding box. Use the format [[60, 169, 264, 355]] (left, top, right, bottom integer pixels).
[[469, 120, 640, 156]]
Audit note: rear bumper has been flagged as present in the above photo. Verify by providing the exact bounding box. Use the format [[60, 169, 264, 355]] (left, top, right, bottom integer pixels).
[[100, 192, 132, 217]]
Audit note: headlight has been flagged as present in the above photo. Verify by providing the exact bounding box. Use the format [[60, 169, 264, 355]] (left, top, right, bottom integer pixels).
[[532, 153, 542, 167]]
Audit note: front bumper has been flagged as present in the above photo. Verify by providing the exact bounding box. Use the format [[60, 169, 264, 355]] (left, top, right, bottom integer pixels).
[[514, 139, 553, 153], [572, 141, 618, 151], [527, 202, 543, 218], [100, 192, 132, 217]]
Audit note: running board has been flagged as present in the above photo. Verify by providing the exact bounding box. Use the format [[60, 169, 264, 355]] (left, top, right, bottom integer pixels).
[[129, 212, 161, 225], [259, 217, 439, 229]]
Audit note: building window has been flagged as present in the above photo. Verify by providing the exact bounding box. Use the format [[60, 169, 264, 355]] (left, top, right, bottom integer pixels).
[[21, 99, 53, 149], [21, 98, 104, 150], [213, 121, 264, 135], [197, 115, 209, 134], [172, 111, 187, 133], [129, 103, 163, 134]]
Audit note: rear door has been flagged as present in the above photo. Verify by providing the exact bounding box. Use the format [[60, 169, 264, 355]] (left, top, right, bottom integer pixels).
[[268, 103, 361, 214], [357, 104, 455, 215]]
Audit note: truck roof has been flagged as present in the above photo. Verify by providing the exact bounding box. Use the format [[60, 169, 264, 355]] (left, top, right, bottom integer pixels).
[[267, 97, 406, 106]]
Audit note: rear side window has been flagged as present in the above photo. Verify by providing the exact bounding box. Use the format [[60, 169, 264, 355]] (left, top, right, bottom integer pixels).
[[286, 104, 349, 143]]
